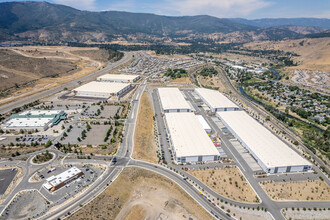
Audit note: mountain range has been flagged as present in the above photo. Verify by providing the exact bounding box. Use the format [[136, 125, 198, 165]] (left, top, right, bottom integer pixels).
[[0, 1, 329, 44]]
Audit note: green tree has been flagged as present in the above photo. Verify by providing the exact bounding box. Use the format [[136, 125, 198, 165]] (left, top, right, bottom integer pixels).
[[45, 140, 52, 148]]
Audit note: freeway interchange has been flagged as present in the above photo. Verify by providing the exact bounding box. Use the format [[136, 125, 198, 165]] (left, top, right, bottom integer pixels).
[[0, 52, 329, 220]]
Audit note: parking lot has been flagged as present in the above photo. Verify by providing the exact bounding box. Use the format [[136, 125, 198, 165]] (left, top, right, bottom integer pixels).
[[83, 105, 121, 118], [0, 134, 50, 146], [80, 124, 111, 145], [0, 168, 17, 195]]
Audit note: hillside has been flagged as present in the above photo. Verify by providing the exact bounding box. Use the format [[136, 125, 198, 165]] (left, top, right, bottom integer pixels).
[[0, 1, 255, 43], [0, 2, 329, 45], [230, 18, 330, 29], [244, 37, 330, 71]]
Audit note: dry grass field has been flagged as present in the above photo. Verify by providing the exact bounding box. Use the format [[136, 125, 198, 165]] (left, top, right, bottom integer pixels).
[[260, 180, 330, 201], [68, 167, 213, 220], [0, 145, 44, 157], [0, 46, 106, 104], [244, 38, 330, 72], [189, 167, 258, 203], [70, 48, 110, 62], [0, 49, 76, 90], [170, 77, 193, 84], [133, 92, 157, 163], [206, 52, 271, 65], [197, 75, 227, 93]]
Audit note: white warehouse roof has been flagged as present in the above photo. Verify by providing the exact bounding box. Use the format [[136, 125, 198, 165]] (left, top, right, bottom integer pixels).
[[18, 110, 62, 116], [165, 112, 220, 158], [97, 74, 140, 82], [217, 111, 311, 168], [158, 88, 191, 111], [195, 88, 239, 110], [47, 166, 82, 187], [74, 81, 130, 94], [196, 115, 211, 131], [5, 118, 52, 128]]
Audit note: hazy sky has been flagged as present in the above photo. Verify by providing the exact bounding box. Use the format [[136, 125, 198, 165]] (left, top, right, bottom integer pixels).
[[2, 0, 330, 19]]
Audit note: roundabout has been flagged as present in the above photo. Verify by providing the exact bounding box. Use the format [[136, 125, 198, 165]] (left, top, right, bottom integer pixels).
[[30, 151, 56, 166]]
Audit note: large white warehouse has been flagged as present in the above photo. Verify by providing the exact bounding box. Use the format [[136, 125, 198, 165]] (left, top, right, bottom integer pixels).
[[217, 111, 312, 173], [195, 88, 239, 112], [97, 74, 140, 83], [158, 88, 191, 113], [73, 81, 132, 99], [165, 112, 220, 163]]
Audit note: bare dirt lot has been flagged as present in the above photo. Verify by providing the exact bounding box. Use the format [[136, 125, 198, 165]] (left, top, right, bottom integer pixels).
[[188, 167, 258, 203], [2, 190, 48, 220], [260, 180, 330, 201], [133, 92, 157, 163], [68, 167, 213, 220]]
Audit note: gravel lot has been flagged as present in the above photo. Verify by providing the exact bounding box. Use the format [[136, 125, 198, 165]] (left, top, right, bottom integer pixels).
[[2, 190, 47, 220]]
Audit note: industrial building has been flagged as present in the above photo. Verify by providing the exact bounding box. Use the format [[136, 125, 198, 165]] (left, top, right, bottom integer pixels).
[[216, 111, 312, 173], [97, 74, 140, 83], [158, 88, 191, 113], [3, 110, 67, 131], [164, 112, 220, 163], [195, 88, 239, 112], [196, 115, 212, 133], [73, 81, 132, 99], [43, 167, 83, 192]]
